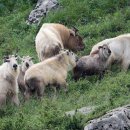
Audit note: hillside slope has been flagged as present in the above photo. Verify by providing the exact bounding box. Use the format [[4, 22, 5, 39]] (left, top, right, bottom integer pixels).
[[0, 0, 130, 129]]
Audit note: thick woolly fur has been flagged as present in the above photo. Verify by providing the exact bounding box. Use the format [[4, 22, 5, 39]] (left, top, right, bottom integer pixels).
[[90, 34, 130, 71], [18, 56, 34, 95], [0, 55, 20, 107], [24, 50, 77, 99], [73, 44, 111, 80], [35, 23, 84, 61]]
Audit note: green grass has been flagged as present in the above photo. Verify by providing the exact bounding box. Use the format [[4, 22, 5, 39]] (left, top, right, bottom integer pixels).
[[0, 0, 130, 129]]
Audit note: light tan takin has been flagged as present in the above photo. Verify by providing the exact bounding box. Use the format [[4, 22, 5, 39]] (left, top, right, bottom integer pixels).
[[0, 55, 20, 107], [90, 34, 130, 71], [24, 50, 78, 99], [18, 56, 34, 95], [35, 23, 85, 61]]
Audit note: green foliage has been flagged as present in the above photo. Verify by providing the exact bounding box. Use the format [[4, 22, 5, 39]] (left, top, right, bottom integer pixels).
[[0, 0, 130, 129]]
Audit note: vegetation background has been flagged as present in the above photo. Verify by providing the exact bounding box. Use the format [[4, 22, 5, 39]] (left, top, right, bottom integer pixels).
[[0, 0, 130, 129]]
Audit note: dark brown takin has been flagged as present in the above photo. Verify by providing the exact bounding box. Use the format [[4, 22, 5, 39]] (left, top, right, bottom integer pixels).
[[73, 44, 111, 80]]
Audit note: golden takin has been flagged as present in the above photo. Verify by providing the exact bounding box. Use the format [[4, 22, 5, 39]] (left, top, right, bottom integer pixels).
[[24, 50, 78, 99], [35, 23, 85, 61]]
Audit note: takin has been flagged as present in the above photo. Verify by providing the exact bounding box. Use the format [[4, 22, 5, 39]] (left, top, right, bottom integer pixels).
[[90, 34, 130, 71], [73, 44, 111, 80], [0, 55, 20, 107], [18, 56, 34, 95], [35, 23, 85, 61], [24, 50, 78, 100]]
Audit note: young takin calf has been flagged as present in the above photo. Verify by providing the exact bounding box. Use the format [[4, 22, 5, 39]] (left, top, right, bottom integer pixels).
[[73, 44, 111, 80], [18, 56, 33, 95], [24, 50, 78, 99]]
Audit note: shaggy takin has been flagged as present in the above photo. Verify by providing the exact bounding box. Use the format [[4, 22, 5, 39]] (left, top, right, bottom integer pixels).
[[73, 44, 111, 80], [90, 34, 130, 71], [35, 23, 85, 61], [18, 56, 33, 95], [0, 55, 20, 107], [24, 50, 78, 99]]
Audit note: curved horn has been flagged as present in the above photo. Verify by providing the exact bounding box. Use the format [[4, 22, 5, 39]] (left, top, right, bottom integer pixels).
[[71, 26, 79, 33], [16, 48, 20, 53]]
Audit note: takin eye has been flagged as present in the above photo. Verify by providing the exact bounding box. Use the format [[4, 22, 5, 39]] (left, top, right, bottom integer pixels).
[[5, 59, 10, 62]]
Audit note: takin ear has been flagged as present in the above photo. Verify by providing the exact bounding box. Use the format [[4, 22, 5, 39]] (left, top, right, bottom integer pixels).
[[71, 26, 79, 34], [69, 29, 75, 36], [90, 50, 99, 56], [15, 54, 18, 57]]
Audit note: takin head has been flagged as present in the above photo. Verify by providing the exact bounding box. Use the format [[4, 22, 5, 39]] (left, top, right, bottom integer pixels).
[[60, 49, 79, 71], [67, 27, 85, 52], [4, 55, 19, 72], [20, 56, 34, 72]]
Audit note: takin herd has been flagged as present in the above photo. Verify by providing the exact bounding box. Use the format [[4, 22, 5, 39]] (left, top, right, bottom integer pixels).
[[1, 23, 130, 107]]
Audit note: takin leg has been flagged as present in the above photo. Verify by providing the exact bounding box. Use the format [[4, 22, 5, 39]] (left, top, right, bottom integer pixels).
[[19, 84, 26, 98], [36, 81, 45, 99], [52, 82, 64, 99], [73, 67, 83, 81], [98, 70, 105, 80], [121, 60, 130, 72], [58, 80, 68, 93], [24, 87, 31, 101], [106, 56, 114, 70], [11, 93, 19, 106], [52, 86, 57, 99], [25, 78, 45, 99], [0, 94, 6, 107]]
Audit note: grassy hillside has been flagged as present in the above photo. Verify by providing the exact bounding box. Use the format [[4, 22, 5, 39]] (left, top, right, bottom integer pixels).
[[0, 0, 130, 129]]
